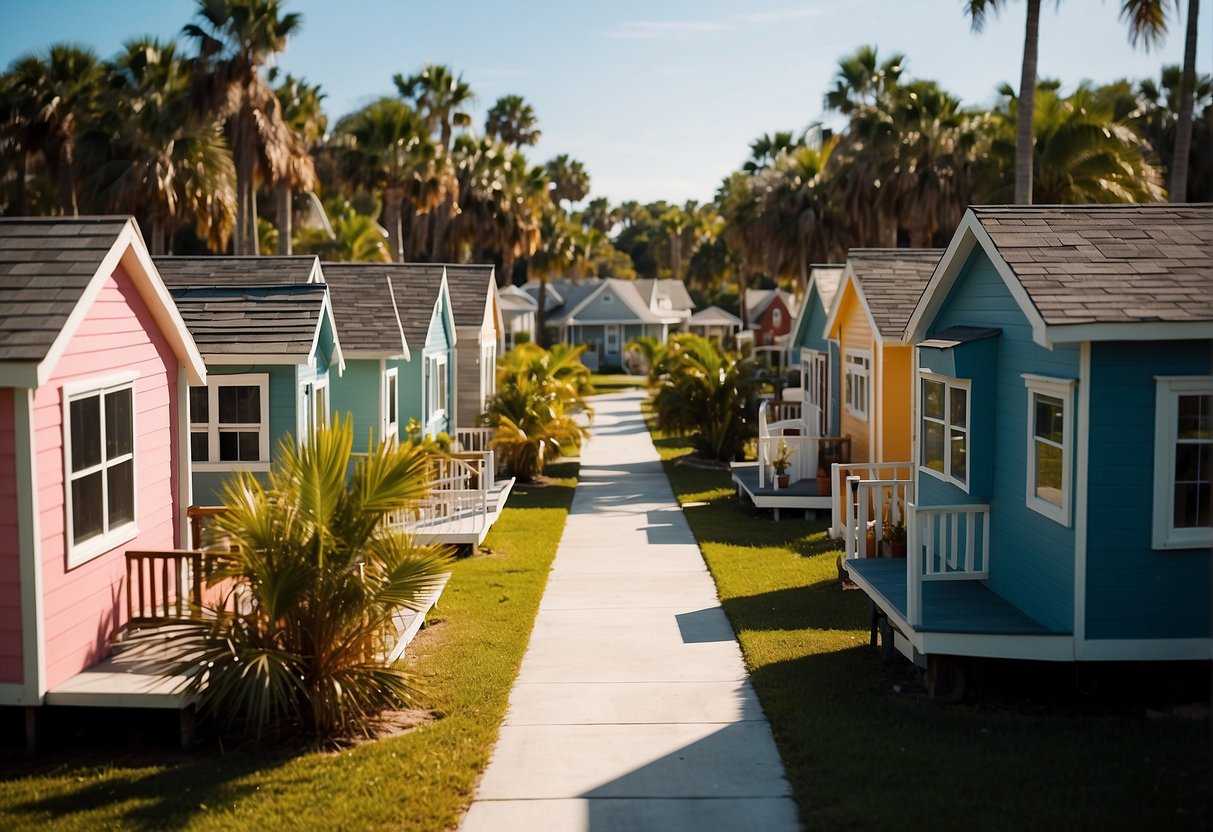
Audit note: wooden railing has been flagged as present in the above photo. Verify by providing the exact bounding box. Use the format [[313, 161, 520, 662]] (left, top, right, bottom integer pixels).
[[906, 502, 991, 626], [186, 505, 228, 550], [841, 475, 916, 560], [830, 461, 914, 539], [125, 550, 203, 625]]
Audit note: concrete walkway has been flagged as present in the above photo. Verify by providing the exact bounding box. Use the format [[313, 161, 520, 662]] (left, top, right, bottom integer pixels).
[[461, 391, 798, 832]]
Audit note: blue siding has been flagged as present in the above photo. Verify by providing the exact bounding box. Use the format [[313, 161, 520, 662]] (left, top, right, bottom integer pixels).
[[330, 359, 382, 453], [918, 249, 1079, 633], [794, 286, 830, 354], [1086, 340, 1212, 640], [828, 340, 840, 436]]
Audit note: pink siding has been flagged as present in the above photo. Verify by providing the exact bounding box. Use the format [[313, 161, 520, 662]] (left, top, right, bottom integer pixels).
[[34, 263, 183, 689], [0, 387, 21, 684]]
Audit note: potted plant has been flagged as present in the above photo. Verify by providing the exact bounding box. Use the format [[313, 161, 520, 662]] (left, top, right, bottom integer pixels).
[[772, 440, 792, 489], [883, 517, 908, 557]]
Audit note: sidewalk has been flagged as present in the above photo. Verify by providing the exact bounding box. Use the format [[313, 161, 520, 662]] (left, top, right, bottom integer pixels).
[[461, 390, 798, 832]]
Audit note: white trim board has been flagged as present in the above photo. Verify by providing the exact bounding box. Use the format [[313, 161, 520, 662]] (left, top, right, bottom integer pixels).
[[15, 388, 45, 703]]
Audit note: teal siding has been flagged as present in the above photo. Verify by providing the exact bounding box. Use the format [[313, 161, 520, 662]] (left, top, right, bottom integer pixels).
[[330, 359, 382, 453], [399, 355, 424, 430], [828, 341, 840, 436], [919, 249, 1080, 633], [1085, 340, 1211, 640], [794, 286, 830, 354], [423, 295, 455, 437], [918, 335, 998, 498]]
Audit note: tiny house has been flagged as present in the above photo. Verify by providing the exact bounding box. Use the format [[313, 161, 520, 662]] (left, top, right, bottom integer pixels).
[[845, 205, 1212, 691], [744, 288, 797, 348], [788, 265, 844, 436], [0, 217, 206, 707], [388, 265, 457, 439], [442, 264, 502, 430], [499, 285, 538, 349]]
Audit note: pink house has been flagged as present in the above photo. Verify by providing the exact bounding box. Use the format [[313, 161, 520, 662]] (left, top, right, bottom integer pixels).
[[0, 217, 205, 718]]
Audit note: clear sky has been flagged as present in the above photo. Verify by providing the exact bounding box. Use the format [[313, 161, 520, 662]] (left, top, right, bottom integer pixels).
[[2, 1, 1209, 206]]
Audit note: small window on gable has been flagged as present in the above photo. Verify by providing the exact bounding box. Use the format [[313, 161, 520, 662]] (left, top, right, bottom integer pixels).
[[602, 293, 613, 304], [772, 308, 782, 328], [1153, 377, 1213, 549], [920, 374, 969, 490], [1023, 374, 1075, 526]]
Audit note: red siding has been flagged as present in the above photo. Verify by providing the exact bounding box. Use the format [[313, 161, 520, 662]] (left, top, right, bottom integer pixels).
[[35, 263, 183, 689], [0, 388, 21, 683]]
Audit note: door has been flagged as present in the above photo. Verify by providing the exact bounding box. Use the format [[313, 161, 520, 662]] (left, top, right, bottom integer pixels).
[[802, 349, 829, 435], [605, 324, 620, 361]]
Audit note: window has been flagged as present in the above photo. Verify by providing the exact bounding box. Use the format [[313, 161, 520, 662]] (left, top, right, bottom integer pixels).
[[427, 354, 448, 424], [772, 308, 782, 328], [382, 367, 399, 444], [920, 374, 969, 489], [63, 374, 138, 565], [802, 349, 828, 435], [1024, 375, 1075, 525], [1153, 377, 1213, 549], [190, 374, 270, 471], [844, 350, 871, 421]]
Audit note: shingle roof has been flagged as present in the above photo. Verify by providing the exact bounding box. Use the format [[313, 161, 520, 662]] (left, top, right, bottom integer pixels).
[[971, 204, 1212, 325], [0, 216, 132, 363], [317, 264, 406, 356], [383, 265, 447, 345], [848, 248, 944, 338], [745, 288, 798, 322], [439, 264, 494, 327], [169, 284, 326, 356], [154, 255, 320, 287], [810, 265, 844, 310], [634, 278, 696, 312], [689, 305, 742, 327]]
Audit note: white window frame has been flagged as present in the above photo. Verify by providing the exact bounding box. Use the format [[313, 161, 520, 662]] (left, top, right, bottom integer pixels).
[[844, 349, 871, 422], [1152, 376, 1213, 550], [62, 371, 140, 568], [479, 342, 496, 412], [427, 353, 448, 425], [382, 366, 399, 445], [1023, 374, 1076, 526], [191, 373, 271, 473], [606, 324, 620, 354], [772, 308, 783, 328], [919, 372, 971, 491], [801, 348, 829, 435]]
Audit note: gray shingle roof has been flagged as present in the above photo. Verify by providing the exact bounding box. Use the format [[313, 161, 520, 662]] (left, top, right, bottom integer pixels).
[[318, 264, 406, 356], [634, 278, 696, 312], [745, 288, 797, 322], [971, 204, 1212, 325], [848, 248, 944, 338], [689, 305, 742, 326], [386, 265, 446, 345], [154, 255, 320, 287], [0, 216, 132, 363], [169, 284, 326, 356], [439, 264, 494, 327]]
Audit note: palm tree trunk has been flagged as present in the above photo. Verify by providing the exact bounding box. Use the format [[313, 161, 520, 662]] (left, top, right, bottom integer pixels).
[[1169, 0, 1200, 202], [150, 216, 165, 256], [1015, 0, 1041, 205], [276, 183, 293, 254], [501, 247, 516, 289], [58, 141, 78, 216], [431, 196, 453, 260], [13, 148, 27, 215], [537, 274, 548, 348], [383, 187, 405, 262]]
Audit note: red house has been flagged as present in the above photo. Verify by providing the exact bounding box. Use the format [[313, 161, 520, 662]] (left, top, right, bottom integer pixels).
[[745, 288, 798, 347]]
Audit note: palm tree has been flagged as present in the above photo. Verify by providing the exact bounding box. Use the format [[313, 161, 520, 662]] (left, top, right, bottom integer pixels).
[[296, 201, 391, 262], [1163, 0, 1202, 200], [4, 44, 102, 215], [824, 45, 904, 115], [183, 0, 303, 254], [965, 0, 1168, 204], [336, 97, 434, 262], [89, 38, 236, 254], [136, 416, 450, 739], [272, 72, 326, 254], [544, 153, 591, 209], [485, 94, 541, 146], [1136, 66, 1213, 202]]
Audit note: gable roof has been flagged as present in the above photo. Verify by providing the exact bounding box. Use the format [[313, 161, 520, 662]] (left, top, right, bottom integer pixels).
[[688, 305, 742, 327], [634, 278, 696, 312], [439, 263, 502, 332], [745, 288, 798, 323], [499, 285, 538, 312], [154, 255, 322, 287], [0, 216, 206, 387], [908, 205, 1212, 345], [825, 248, 943, 343], [317, 264, 408, 359], [379, 264, 455, 348], [561, 278, 667, 324], [788, 265, 844, 346]]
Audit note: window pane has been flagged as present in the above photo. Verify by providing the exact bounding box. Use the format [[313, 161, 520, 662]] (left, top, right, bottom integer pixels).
[[189, 387, 208, 423], [70, 395, 102, 472], [71, 471, 104, 544], [923, 380, 944, 420], [1034, 394, 1064, 443], [315, 386, 327, 426], [950, 428, 967, 483], [238, 431, 260, 461], [1177, 394, 1210, 440], [388, 376, 397, 422], [105, 388, 133, 458], [1035, 440, 1063, 507], [190, 431, 209, 462], [218, 385, 260, 424], [1175, 443, 1201, 481], [219, 431, 238, 461], [106, 460, 134, 527], [950, 387, 967, 429], [923, 421, 944, 472]]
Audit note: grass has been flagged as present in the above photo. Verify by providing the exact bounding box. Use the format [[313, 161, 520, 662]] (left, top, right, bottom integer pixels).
[[643, 400, 1210, 831], [0, 462, 579, 832], [589, 373, 646, 393]]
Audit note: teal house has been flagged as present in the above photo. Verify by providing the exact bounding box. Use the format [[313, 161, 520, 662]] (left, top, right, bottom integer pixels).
[[787, 264, 843, 436], [845, 205, 1212, 691], [156, 256, 344, 504], [321, 264, 411, 452]]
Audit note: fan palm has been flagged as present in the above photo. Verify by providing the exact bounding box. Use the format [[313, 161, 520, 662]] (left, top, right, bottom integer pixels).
[[137, 416, 450, 740], [295, 201, 391, 262], [485, 94, 541, 147], [824, 44, 904, 115], [544, 153, 591, 208]]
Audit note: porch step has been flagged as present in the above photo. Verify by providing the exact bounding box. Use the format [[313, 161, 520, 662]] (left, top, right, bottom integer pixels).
[[387, 572, 451, 662]]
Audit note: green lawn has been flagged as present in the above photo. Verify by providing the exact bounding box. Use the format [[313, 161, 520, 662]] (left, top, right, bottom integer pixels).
[[589, 373, 646, 393], [0, 462, 579, 832], [644, 404, 1210, 831]]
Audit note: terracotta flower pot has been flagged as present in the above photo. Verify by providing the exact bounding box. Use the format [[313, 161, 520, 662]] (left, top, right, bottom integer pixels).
[[776, 474, 790, 489]]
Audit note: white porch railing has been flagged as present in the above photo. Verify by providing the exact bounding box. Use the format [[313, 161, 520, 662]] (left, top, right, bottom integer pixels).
[[830, 461, 914, 539], [454, 427, 494, 454], [841, 475, 915, 560], [906, 502, 991, 626], [384, 489, 489, 540], [757, 400, 821, 488]]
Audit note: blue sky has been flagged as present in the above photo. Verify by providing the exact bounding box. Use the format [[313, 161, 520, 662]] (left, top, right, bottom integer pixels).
[[3, 1, 1209, 205]]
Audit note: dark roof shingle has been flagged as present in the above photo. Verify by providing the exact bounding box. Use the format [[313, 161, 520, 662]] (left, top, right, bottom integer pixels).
[[438, 264, 495, 328], [322, 263, 446, 346], [319, 264, 406, 355], [154, 255, 319, 287], [848, 248, 944, 338], [169, 284, 325, 356]]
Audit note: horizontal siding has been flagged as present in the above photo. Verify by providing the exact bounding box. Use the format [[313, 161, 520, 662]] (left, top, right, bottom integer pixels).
[[1085, 340, 1211, 639], [881, 345, 912, 462], [331, 359, 382, 453], [37, 263, 183, 689], [836, 289, 873, 464], [0, 387, 21, 683], [455, 336, 481, 429], [924, 250, 1079, 633]]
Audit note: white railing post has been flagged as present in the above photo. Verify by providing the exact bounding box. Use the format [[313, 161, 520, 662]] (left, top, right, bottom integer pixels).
[[906, 502, 922, 626]]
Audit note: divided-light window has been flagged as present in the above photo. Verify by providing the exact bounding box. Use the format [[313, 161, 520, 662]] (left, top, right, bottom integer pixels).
[[1153, 377, 1213, 549], [844, 350, 871, 421], [920, 375, 969, 489], [1023, 375, 1075, 526], [190, 374, 270, 469]]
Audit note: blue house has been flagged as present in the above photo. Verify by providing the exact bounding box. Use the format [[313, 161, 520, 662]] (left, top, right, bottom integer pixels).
[[787, 264, 844, 436], [156, 257, 344, 504], [845, 205, 1212, 692]]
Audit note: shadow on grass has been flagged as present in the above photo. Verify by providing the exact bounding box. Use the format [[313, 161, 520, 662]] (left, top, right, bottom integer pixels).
[[505, 462, 580, 510], [723, 583, 869, 633]]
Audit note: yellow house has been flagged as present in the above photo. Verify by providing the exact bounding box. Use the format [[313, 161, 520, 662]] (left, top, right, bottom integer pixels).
[[823, 249, 943, 465]]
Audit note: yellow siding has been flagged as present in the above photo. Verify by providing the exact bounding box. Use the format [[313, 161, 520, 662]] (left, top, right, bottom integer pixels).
[[831, 286, 873, 464], [880, 344, 913, 462]]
